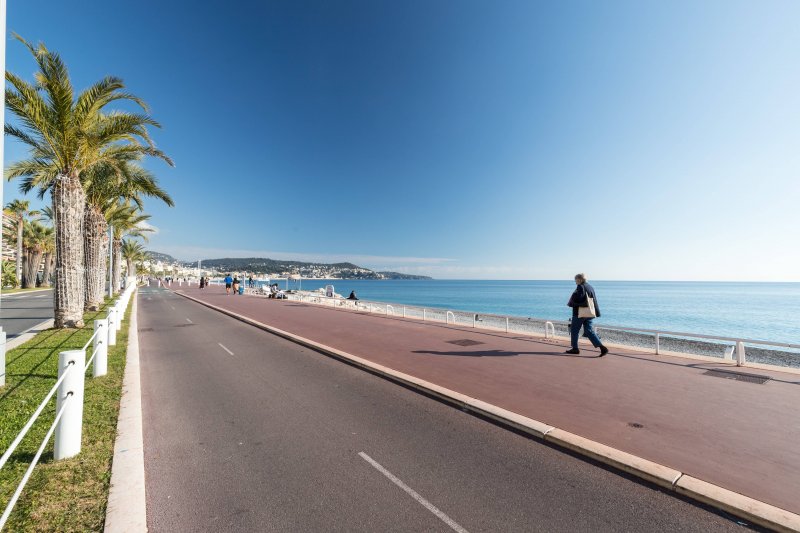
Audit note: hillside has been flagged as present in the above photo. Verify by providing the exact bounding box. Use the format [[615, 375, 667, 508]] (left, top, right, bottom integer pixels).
[[196, 257, 432, 280]]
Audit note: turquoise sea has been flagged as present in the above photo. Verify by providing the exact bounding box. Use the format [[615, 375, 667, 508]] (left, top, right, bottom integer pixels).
[[258, 279, 800, 345]]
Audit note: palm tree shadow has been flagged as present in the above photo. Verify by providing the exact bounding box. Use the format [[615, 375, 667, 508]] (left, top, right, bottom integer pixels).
[[411, 349, 595, 358]]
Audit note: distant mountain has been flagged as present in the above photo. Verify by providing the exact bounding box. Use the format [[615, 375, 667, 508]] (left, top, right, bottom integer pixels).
[[148, 251, 179, 264], [193, 257, 432, 280]]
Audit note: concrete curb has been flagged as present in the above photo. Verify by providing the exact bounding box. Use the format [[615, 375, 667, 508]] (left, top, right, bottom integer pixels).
[[104, 292, 147, 533], [174, 290, 800, 532], [6, 318, 55, 351]]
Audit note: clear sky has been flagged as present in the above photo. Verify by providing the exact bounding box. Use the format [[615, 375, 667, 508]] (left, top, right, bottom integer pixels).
[[3, 1, 799, 281]]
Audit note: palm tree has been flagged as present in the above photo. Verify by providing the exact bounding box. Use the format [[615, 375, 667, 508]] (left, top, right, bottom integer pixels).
[[4, 36, 172, 327], [37, 207, 55, 287], [107, 203, 153, 293], [21, 220, 53, 288], [83, 159, 173, 310], [4, 199, 38, 285], [121, 239, 149, 281]]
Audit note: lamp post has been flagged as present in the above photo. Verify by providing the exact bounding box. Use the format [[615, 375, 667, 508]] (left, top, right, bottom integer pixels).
[[107, 225, 113, 297]]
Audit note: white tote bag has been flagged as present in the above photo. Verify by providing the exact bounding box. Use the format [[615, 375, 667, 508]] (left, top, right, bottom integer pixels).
[[578, 288, 597, 318]]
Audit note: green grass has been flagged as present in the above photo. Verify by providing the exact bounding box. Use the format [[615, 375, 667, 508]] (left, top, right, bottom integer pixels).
[[0, 297, 132, 532]]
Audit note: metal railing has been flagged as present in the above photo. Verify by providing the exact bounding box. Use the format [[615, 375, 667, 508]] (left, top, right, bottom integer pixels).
[[276, 292, 800, 368], [0, 278, 137, 529]]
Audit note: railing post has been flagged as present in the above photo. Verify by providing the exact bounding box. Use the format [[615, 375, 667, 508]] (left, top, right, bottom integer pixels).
[[115, 301, 124, 332], [93, 319, 108, 378], [655, 333, 660, 355], [423, 308, 426, 321], [54, 349, 86, 460], [473, 315, 476, 328], [403, 306, 406, 318], [107, 308, 118, 346], [506, 317, 509, 333], [736, 341, 746, 366], [0, 328, 5, 388]]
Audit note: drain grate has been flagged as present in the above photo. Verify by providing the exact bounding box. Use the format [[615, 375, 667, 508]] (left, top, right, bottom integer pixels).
[[138, 327, 154, 332], [446, 339, 485, 347], [703, 369, 770, 384], [174, 323, 196, 328]]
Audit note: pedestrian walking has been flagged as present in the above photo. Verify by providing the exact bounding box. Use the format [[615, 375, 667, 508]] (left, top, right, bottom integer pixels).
[[199, 276, 205, 289], [224, 273, 233, 294], [565, 273, 609, 356], [232, 275, 240, 294]]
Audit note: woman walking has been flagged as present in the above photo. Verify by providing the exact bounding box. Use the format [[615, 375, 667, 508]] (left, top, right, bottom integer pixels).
[[566, 273, 609, 356]]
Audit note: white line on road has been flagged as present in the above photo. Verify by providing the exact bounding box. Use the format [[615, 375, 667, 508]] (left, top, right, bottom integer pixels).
[[171, 306, 175, 311], [218, 343, 234, 356], [186, 318, 193, 323], [358, 452, 469, 533]]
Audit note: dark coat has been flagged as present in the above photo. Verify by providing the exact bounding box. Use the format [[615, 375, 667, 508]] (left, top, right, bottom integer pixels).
[[567, 282, 601, 318]]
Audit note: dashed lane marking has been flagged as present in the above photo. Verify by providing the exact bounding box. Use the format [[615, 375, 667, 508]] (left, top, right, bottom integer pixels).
[[358, 452, 469, 533], [186, 318, 193, 324], [218, 343, 234, 356]]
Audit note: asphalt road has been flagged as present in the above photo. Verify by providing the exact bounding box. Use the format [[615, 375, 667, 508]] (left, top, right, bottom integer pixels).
[[138, 285, 750, 532], [0, 289, 53, 337]]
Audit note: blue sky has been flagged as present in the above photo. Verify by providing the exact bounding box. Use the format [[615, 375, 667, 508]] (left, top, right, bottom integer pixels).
[[3, 1, 799, 281]]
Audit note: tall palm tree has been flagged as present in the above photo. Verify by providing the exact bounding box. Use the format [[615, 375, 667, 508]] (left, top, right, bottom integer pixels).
[[83, 159, 173, 310], [4, 199, 38, 285], [4, 35, 172, 327], [121, 239, 149, 281], [107, 203, 153, 294]]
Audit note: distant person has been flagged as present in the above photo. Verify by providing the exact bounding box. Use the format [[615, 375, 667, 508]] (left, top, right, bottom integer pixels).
[[248, 275, 254, 288], [566, 273, 608, 356], [224, 273, 233, 294], [347, 290, 358, 300], [199, 276, 205, 289], [232, 276, 240, 294]]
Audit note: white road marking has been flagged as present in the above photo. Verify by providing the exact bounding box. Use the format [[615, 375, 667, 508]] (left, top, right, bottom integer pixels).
[[218, 343, 234, 356], [358, 452, 469, 533], [186, 318, 193, 324], [171, 306, 175, 311]]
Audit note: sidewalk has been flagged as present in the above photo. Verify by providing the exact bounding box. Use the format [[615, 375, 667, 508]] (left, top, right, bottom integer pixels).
[[175, 286, 800, 521]]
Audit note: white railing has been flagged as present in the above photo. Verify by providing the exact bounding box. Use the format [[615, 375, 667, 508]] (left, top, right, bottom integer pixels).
[[0, 280, 136, 529], [278, 292, 800, 368]]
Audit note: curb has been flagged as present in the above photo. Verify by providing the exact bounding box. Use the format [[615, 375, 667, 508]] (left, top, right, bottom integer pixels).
[[174, 290, 800, 532], [6, 318, 55, 351], [104, 292, 147, 533]]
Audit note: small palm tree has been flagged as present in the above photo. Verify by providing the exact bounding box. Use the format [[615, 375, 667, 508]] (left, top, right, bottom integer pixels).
[[4, 199, 38, 285], [21, 220, 53, 288], [121, 239, 149, 280], [5, 35, 172, 327], [1, 260, 17, 288], [37, 207, 55, 287]]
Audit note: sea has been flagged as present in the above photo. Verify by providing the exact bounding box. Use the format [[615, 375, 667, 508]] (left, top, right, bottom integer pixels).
[[250, 279, 800, 345]]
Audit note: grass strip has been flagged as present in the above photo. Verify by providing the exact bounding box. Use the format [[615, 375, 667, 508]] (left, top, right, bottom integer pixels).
[[0, 295, 133, 531]]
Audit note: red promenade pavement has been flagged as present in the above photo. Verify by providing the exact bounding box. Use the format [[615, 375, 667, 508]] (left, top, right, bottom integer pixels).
[[175, 286, 800, 516]]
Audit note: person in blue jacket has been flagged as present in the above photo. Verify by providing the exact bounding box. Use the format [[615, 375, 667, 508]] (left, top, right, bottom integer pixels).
[[224, 273, 233, 295], [566, 273, 609, 356]]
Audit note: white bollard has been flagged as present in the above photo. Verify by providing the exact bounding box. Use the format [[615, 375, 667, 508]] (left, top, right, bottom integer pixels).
[[93, 319, 108, 378], [423, 308, 426, 321], [0, 328, 6, 387], [108, 308, 118, 346], [54, 349, 86, 460], [736, 341, 746, 366]]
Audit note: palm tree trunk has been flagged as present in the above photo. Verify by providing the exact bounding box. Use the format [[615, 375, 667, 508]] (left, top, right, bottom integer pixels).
[[16, 218, 23, 285], [83, 206, 107, 311], [23, 249, 43, 288], [127, 259, 135, 279], [41, 252, 53, 287], [53, 173, 86, 328], [112, 238, 123, 293]]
